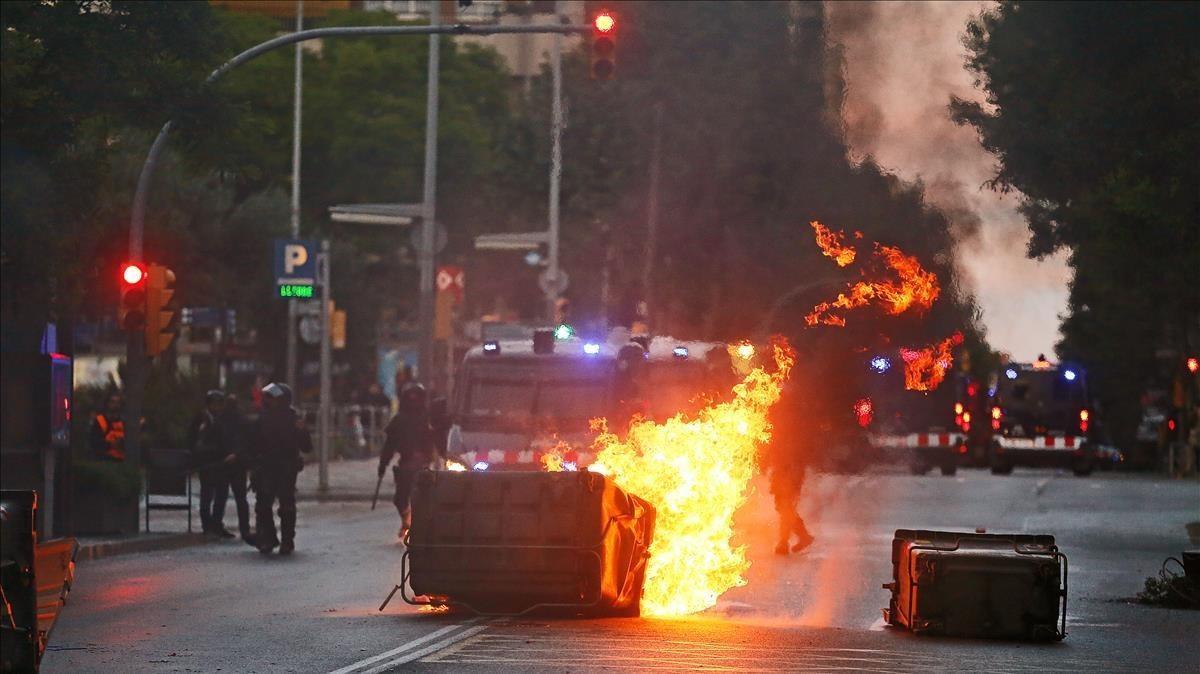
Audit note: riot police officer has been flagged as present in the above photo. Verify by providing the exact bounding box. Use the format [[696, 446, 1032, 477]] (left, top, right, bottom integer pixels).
[[378, 382, 434, 540], [246, 383, 312, 555]]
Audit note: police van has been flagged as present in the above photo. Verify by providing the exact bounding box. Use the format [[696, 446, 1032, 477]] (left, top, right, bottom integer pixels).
[[446, 329, 732, 470], [987, 357, 1096, 476]]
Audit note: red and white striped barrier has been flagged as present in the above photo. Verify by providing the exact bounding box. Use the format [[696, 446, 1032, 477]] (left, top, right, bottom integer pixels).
[[995, 436, 1087, 450], [457, 449, 597, 467], [871, 433, 962, 449]]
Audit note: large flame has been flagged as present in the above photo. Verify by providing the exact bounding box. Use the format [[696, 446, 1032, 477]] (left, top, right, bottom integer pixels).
[[810, 220, 859, 267], [899, 332, 960, 391], [806, 243, 940, 326], [581, 338, 796, 616]]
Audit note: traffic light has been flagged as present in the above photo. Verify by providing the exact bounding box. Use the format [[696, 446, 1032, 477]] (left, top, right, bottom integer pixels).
[[144, 264, 178, 358], [590, 9, 616, 80], [119, 263, 147, 331]]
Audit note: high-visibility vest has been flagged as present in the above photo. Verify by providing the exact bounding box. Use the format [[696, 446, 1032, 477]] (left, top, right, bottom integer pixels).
[[96, 414, 126, 461]]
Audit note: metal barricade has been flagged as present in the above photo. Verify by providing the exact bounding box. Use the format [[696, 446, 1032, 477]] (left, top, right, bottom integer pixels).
[[298, 404, 392, 460]]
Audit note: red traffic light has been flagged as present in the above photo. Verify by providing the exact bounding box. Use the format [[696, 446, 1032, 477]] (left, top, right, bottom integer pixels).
[[594, 11, 615, 33], [122, 263, 146, 286]]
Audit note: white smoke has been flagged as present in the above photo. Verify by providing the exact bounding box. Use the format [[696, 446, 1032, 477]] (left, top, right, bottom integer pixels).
[[825, 0, 1071, 360]]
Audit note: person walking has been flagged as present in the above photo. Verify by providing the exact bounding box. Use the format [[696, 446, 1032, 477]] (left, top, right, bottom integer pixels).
[[190, 391, 234, 538], [218, 393, 256, 546], [765, 383, 814, 555], [89, 392, 126, 461], [378, 382, 433, 540], [245, 383, 312, 555]]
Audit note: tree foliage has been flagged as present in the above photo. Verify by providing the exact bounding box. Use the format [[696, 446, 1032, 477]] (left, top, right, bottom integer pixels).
[[951, 1, 1200, 444]]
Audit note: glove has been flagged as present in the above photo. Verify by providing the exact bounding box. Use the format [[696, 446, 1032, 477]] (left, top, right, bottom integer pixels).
[[377, 462, 388, 478]]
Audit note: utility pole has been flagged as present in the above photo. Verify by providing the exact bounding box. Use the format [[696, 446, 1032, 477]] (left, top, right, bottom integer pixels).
[[318, 240, 331, 493], [545, 0, 564, 321], [286, 0, 304, 392], [418, 5, 441, 387], [642, 101, 663, 329]]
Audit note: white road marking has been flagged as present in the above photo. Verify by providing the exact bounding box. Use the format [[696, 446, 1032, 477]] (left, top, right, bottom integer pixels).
[[326, 618, 481, 674], [363, 624, 490, 671]]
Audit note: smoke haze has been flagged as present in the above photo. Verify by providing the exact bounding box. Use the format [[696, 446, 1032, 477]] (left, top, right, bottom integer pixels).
[[825, 1, 1071, 360]]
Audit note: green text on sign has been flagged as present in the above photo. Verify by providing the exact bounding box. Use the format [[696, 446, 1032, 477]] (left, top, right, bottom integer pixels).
[[279, 284, 314, 298]]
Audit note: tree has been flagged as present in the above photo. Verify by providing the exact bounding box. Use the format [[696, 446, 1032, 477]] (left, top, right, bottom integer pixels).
[[951, 1, 1200, 446], [1, 1, 224, 331]]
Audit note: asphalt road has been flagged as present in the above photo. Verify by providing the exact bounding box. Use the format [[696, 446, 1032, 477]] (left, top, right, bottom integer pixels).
[[43, 469, 1199, 673]]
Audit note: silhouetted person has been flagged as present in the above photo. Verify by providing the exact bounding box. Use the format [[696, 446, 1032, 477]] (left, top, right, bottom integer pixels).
[[379, 382, 433, 540], [245, 383, 312, 555], [190, 390, 234, 538], [766, 384, 814, 555], [219, 393, 256, 545]]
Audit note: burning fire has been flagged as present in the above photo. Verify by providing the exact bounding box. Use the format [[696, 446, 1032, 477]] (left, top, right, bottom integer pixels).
[[810, 220, 859, 267], [576, 338, 796, 616], [445, 460, 467, 472], [899, 332, 961, 391], [806, 242, 940, 327]]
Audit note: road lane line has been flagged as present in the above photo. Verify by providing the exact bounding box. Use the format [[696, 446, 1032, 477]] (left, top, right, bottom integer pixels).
[[362, 624, 490, 671], [327, 618, 480, 674]]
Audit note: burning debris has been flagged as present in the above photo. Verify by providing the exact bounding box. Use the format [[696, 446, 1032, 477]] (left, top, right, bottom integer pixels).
[[899, 332, 961, 392], [810, 220, 860, 267], [546, 338, 796, 616], [804, 223, 940, 327]]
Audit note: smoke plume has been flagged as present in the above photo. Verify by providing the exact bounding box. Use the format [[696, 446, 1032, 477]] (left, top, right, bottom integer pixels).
[[824, 1, 1070, 360]]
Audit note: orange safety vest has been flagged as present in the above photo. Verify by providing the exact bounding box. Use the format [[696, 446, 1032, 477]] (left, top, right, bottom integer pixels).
[[96, 414, 126, 461]]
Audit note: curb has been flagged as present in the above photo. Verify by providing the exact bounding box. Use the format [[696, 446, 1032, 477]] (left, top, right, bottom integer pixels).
[[295, 492, 376, 503], [76, 533, 210, 562]]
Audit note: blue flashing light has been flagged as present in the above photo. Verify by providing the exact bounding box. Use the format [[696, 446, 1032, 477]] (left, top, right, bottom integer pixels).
[[1005, 368, 1018, 380], [553, 324, 574, 340], [987, 386, 997, 398], [583, 342, 601, 355], [482, 340, 500, 354], [472, 461, 490, 471], [869, 356, 891, 373], [673, 346, 689, 359], [1063, 369, 1077, 381]]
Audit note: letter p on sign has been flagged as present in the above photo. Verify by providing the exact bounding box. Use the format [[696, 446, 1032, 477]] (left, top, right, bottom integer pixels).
[[284, 244, 308, 274]]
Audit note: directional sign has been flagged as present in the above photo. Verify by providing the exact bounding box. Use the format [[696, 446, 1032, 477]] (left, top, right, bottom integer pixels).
[[274, 238, 318, 298], [538, 269, 569, 296], [436, 265, 465, 303]]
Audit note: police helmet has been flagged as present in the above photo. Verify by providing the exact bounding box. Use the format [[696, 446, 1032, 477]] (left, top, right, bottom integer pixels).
[[400, 382, 427, 410]]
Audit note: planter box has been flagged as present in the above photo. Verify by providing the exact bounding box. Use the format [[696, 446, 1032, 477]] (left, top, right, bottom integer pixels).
[[72, 482, 139, 536]]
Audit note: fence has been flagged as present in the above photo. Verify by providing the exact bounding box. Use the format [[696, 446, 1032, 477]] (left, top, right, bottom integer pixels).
[[297, 404, 392, 461]]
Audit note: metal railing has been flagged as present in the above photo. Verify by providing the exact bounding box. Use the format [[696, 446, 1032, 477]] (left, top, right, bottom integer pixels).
[[298, 404, 392, 461]]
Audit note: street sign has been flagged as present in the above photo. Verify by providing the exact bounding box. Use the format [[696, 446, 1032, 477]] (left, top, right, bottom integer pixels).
[[436, 265, 465, 302], [299, 315, 322, 345], [538, 269, 569, 296], [409, 221, 448, 255], [274, 238, 318, 298]]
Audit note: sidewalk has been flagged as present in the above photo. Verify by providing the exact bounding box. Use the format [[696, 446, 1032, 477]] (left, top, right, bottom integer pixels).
[[296, 456, 381, 501], [74, 458, 380, 562]]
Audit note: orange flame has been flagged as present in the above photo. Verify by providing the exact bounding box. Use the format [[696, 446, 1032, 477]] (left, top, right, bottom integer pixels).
[[810, 220, 858, 267], [899, 333, 959, 391], [806, 243, 940, 326], [580, 338, 796, 616]]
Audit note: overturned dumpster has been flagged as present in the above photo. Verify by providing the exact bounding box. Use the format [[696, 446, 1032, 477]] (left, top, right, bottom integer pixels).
[[398, 470, 655, 617], [883, 529, 1067, 640]]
